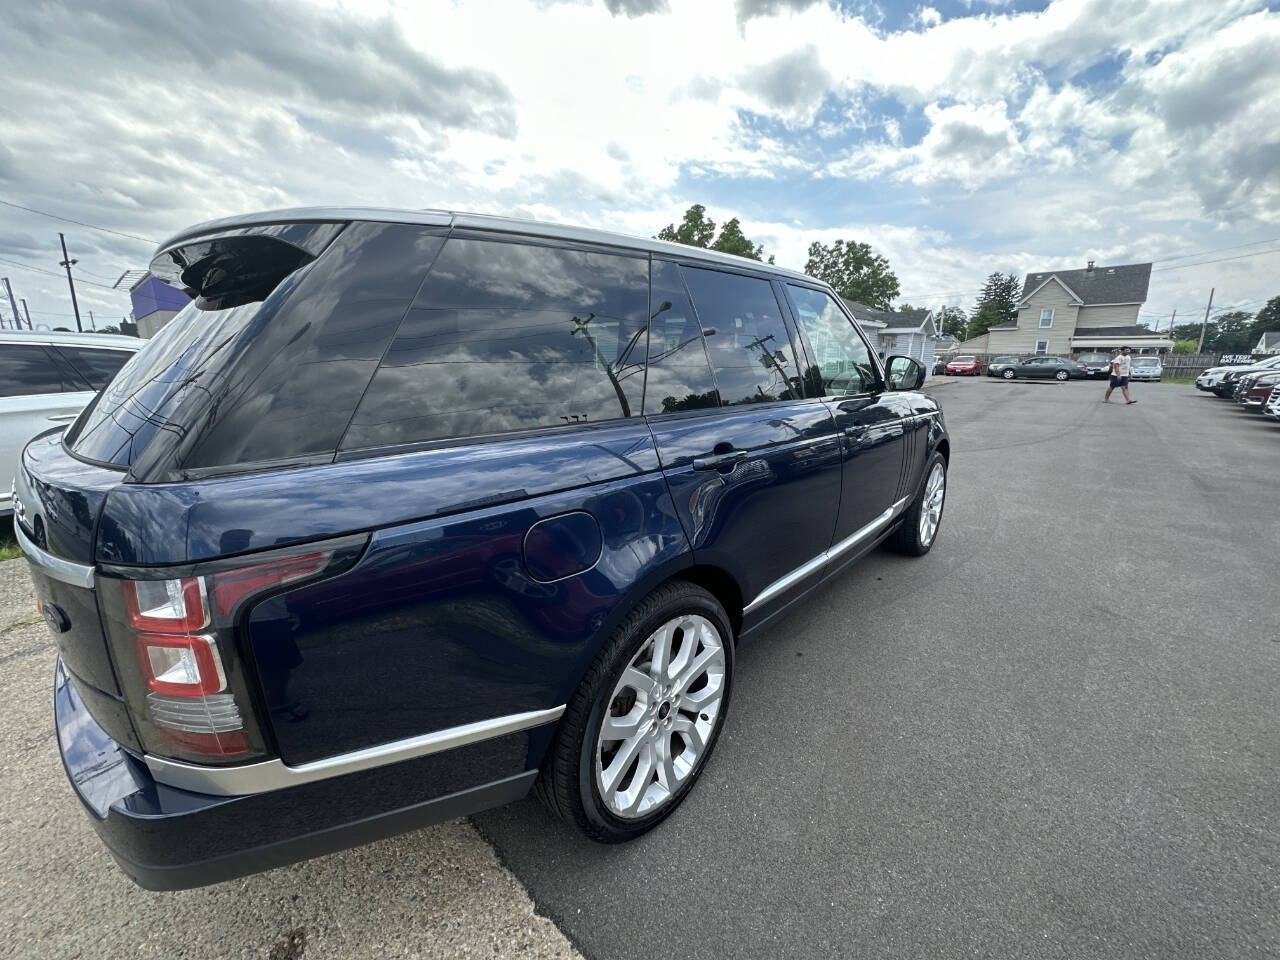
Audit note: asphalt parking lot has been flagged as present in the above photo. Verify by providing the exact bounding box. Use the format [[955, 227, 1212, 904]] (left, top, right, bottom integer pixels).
[[1, 377, 1277, 959], [476, 378, 1280, 959]]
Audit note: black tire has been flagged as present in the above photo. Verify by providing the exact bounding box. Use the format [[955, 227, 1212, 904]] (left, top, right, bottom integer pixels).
[[1002, 369, 1015, 380], [1055, 370, 1069, 381], [535, 580, 735, 843], [886, 453, 947, 557]]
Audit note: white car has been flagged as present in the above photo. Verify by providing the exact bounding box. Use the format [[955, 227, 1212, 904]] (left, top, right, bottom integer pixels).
[[1, 330, 143, 515], [1197, 354, 1280, 391], [1129, 356, 1163, 381]]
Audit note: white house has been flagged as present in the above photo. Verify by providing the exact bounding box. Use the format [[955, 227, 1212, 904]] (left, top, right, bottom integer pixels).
[[844, 300, 938, 376], [1253, 331, 1280, 355], [957, 261, 1168, 357]]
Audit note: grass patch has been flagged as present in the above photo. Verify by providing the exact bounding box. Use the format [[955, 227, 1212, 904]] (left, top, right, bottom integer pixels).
[[0, 528, 19, 562]]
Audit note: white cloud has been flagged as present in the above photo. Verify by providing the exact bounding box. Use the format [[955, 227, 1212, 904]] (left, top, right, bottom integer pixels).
[[0, 0, 1276, 333]]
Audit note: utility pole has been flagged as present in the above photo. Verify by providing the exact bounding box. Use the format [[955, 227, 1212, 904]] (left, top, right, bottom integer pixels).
[[88, 310, 96, 330], [1196, 288, 1214, 354], [2, 277, 21, 330], [20, 298, 34, 329], [58, 232, 83, 332]]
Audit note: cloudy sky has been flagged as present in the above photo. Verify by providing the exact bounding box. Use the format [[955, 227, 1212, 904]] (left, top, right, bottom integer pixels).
[[1, 0, 1278, 332]]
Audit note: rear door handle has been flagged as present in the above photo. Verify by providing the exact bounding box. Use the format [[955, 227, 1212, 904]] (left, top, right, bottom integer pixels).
[[692, 450, 748, 471], [46, 414, 78, 422]]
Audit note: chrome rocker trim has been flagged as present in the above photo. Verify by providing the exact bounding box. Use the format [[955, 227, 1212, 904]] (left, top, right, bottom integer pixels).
[[13, 519, 95, 589], [145, 705, 566, 797], [743, 494, 911, 615]]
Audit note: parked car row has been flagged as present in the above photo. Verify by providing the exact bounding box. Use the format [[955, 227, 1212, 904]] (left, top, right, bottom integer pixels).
[[1194, 354, 1280, 425], [1195, 355, 1280, 397]]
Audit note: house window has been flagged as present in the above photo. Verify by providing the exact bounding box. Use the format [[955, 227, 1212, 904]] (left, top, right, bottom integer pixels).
[[1035, 340, 1049, 354], [1039, 308, 1054, 328]]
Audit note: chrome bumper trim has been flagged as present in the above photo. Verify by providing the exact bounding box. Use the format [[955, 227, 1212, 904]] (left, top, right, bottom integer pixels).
[[144, 705, 566, 797], [743, 494, 910, 614], [13, 518, 95, 589]]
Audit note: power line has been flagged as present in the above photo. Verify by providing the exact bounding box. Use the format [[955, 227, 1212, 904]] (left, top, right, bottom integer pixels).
[[0, 198, 158, 244], [0, 256, 124, 290], [1150, 237, 1280, 264], [1152, 247, 1280, 272]]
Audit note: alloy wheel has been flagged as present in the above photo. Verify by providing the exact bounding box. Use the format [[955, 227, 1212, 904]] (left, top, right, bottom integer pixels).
[[596, 614, 727, 819], [918, 461, 946, 546]]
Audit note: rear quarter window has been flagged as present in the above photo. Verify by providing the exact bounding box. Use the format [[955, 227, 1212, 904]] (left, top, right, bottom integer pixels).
[[67, 222, 446, 476], [52, 346, 137, 390], [340, 236, 649, 451]]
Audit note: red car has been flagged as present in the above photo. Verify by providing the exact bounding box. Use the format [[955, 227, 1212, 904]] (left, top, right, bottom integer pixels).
[[945, 355, 982, 376]]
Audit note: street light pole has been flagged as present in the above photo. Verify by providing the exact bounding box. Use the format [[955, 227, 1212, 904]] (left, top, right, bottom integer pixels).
[[20, 298, 34, 329], [1196, 288, 1214, 354], [58, 232, 83, 332]]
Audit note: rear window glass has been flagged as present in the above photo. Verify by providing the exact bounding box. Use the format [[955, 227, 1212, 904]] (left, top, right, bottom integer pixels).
[[67, 222, 444, 476], [680, 266, 801, 406], [340, 237, 648, 450]]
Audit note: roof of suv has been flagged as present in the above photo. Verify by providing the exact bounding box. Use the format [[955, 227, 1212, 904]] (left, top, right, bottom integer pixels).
[[155, 206, 817, 283], [0, 329, 145, 349]]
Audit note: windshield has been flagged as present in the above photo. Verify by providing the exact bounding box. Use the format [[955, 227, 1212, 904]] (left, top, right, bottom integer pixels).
[[1132, 357, 1160, 366], [1077, 354, 1108, 363], [951, 356, 976, 363]]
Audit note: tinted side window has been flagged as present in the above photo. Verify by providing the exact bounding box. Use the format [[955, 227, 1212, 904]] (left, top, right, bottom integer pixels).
[[786, 285, 878, 396], [341, 238, 648, 450], [680, 267, 801, 406], [644, 261, 719, 414], [0, 345, 72, 398], [53, 346, 136, 390]]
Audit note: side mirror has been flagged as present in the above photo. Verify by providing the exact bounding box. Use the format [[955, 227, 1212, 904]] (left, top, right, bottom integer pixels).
[[886, 355, 925, 391]]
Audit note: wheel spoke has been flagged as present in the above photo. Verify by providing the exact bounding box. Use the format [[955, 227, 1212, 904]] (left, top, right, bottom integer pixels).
[[621, 743, 657, 814], [602, 729, 647, 793], [658, 734, 680, 790], [601, 711, 643, 742], [682, 677, 723, 712], [621, 666, 660, 700], [649, 623, 673, 680], [672, 715, 705, 755], [673, 646, 718, 696]]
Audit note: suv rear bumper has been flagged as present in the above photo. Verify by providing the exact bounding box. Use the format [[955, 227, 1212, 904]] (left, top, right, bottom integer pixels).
[[55, 659, 546, 890]]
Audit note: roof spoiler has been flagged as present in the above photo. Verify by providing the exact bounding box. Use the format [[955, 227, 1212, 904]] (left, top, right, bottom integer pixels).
[[149, 222, 346, 311]]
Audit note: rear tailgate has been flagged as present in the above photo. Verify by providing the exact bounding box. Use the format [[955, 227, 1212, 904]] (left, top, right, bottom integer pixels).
[[14, 430, 140, 750]]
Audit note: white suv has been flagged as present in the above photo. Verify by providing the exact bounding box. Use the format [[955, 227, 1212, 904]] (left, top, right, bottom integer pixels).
[[1, 330, 143, 514]]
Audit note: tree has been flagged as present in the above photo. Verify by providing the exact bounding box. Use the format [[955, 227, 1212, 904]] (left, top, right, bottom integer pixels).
[[1173, 339, 1199, 354], [968, 272, 1021, 339], [803, 239, 900, 310], [1248, 295, 1280, 344], [1172, 320, 1210, 342], [658, 204, 773, 262], [658, 204, 716, 249], [1208, 310, 1254, 353], [934, 305, 967, 338]]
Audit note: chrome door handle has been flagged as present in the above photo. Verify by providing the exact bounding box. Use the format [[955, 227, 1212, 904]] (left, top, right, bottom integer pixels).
[[692, 450, 748, 471]]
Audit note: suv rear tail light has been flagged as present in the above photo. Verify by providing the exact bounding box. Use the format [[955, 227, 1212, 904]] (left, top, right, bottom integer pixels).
[[98, 537, 366, 766]]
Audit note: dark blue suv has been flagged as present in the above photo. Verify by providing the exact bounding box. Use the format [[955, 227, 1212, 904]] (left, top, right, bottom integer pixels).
[[15, 209, 949, 889]]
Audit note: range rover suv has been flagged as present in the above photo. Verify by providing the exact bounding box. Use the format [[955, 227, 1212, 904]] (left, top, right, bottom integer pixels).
[[16, 208, 949, 890]]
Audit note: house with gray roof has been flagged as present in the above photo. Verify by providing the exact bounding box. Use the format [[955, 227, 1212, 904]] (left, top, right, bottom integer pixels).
[[843, 300, 939, 376], [1254, 330, 1280, 355], [957, 260, 1168, 357]]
